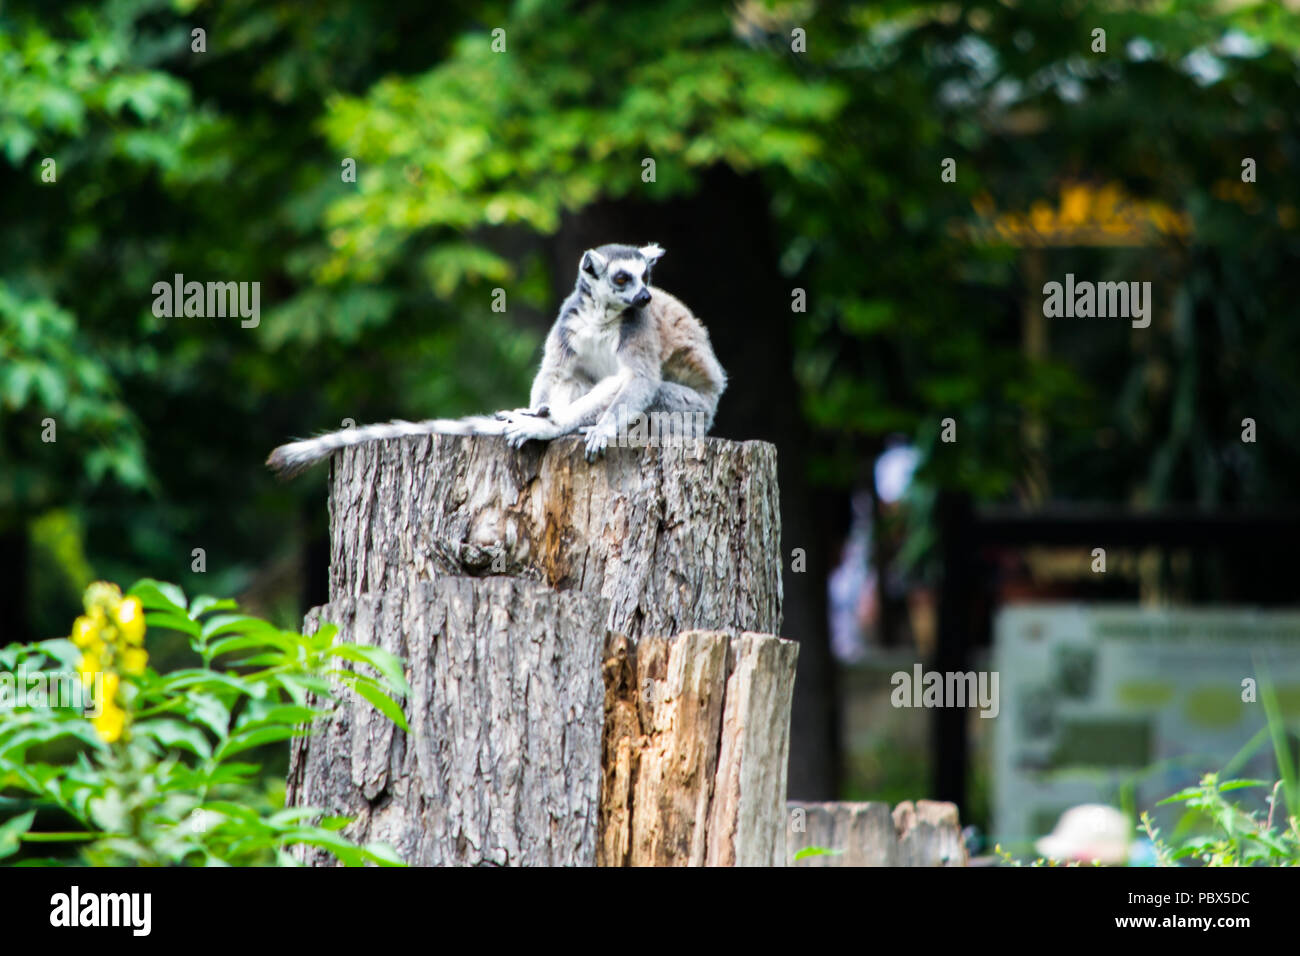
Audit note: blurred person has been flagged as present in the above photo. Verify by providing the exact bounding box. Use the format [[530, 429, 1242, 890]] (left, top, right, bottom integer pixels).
[[829, 490, 877, 663]]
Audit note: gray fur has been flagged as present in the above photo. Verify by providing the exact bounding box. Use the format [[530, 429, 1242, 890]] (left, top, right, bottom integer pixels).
[[267, 242, 723, 475], [266, 416, 507, 477]]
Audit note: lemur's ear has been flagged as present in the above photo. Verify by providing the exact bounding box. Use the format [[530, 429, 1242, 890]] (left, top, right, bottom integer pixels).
[[639, 243, 665, 266], [581, 249, 608, 277]]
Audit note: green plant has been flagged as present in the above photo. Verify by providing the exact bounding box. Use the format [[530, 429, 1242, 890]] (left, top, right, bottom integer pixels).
[[1143, 774, 1300, 867], [994, 845, 1088, 867], [1140, 668, 1300, 867], [0, 579, 409, 866]]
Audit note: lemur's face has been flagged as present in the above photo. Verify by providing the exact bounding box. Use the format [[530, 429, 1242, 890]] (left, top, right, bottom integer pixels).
[[581, 243, 664, 313]]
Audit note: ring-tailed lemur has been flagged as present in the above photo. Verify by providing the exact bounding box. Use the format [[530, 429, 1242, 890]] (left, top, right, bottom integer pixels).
[[266, 243, 726, 475]]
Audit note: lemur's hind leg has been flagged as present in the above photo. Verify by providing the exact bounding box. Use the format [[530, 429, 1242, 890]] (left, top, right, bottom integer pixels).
[[579, 382, 717, 444], [643, 382, 718, 437]]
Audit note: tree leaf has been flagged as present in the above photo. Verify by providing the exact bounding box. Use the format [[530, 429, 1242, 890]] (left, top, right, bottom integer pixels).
[[129, 579, 188, 615], [134, 718, 213, 758], [345, 677, 410, 732], [330, 645, 410, 697], [0, 811, 36, 860], [213, 725, 300, 762]]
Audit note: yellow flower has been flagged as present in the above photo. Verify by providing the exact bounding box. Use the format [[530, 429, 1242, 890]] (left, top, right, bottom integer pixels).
[[71, 615, 99, 648], [92, 701, 126, 743], [116, 596, 145, 644], [78, 649, 101, 687], [121, 647, 148, 676], [73, 582, 150, 744], [85, 581, 122, 613]]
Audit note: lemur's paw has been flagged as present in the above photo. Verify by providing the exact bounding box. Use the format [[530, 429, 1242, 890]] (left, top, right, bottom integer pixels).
[[502, 412, 558, 448], [583, 422, 617, 462]]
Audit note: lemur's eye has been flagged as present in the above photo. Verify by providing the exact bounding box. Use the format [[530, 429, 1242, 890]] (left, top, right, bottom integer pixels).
[[613, 273, 629, 286]]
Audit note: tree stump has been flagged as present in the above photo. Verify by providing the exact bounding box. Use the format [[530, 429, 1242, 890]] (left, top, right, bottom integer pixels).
[[326, 434, 782, 637], [287, 434, 798, 866], [786, 800, 968, 867]]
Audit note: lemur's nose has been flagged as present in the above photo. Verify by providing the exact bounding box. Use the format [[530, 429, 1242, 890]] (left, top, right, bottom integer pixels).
[[633, 289, 651, 307]]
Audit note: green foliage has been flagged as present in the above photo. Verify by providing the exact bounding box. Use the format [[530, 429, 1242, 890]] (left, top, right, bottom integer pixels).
[[0, 0, 203, 509], [1145, 775, 1299, 866], [0, 579, 408, 866], [5, 0, 1300, 620], [318, 3, 843, 282], [994, 845, 1088, 867], [0, 285, 148, 508], [1141, 686, 1300, 867], [0, 0, 525, 630]]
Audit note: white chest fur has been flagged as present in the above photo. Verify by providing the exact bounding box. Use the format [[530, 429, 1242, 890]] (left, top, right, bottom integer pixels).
[[566, 307, 622, 380]]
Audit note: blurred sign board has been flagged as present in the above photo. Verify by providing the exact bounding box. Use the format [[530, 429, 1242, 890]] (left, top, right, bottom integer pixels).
[[992, 605, 1300, 846]]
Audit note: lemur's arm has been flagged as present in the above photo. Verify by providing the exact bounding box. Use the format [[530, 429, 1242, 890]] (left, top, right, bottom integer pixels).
[[528, 362, 557, 412], [503, 338, 662, 459], [542, 375, 623, 429], [502, 374, 620, 441], [506, 328, 565, 416], [582, 344, 661, 457]]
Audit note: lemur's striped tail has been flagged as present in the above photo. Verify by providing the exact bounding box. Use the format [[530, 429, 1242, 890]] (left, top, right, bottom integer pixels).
[[266, 416, 507, 477]]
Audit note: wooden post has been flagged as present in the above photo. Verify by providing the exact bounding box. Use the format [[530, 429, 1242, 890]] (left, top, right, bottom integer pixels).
[[786, 800, 967, 867], [287, 434, 798, 866]]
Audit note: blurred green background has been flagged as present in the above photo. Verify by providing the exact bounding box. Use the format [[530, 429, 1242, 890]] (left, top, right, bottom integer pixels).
[[4, 0, 1300, 819]]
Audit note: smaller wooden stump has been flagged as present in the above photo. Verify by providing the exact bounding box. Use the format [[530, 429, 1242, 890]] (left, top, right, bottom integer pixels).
[[786, 800, 967, 867], [600, 631, 799, 866]]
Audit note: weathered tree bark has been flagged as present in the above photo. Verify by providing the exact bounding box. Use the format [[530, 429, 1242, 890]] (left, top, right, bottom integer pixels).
[[600, 630, 798, 866], [327, 434, 781, 639], [287, 577, 607, 866], [288, 434, 797, 865], [786, 800, 967, 867]]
